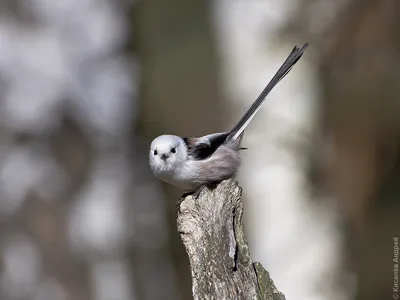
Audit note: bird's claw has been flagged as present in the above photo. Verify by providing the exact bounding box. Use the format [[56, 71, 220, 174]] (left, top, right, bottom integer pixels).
[[191, 186, 205, 199], [177, 186, 206, 211], [176, 197, 185, 213]]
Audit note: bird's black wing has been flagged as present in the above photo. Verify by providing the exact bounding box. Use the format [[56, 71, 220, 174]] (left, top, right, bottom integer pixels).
[[183, 132, 230, 160]]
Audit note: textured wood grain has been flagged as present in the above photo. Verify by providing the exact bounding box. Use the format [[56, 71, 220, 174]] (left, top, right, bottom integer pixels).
[[177, 179, 286, 300]]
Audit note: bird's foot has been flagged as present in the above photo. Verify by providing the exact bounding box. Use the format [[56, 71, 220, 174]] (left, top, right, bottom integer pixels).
[[177, 191, 196, 212], [181, 191, 194, 198], [176, 197, 185, 213], [177, 184, 217, 212]]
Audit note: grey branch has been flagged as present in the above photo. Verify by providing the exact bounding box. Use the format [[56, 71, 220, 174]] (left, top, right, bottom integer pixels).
[[177, 179, 286, 300]]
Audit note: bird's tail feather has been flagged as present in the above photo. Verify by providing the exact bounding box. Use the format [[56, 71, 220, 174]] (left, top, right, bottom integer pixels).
[[227, 43, 309, 141]]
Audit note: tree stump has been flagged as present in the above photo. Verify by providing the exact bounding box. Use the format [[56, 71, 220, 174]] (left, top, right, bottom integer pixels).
[[177, 179, 286, 300]]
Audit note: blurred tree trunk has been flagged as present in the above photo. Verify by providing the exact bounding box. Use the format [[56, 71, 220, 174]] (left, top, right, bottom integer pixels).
[[133, 1, 225, 299], [287, 0, 400, 299], [0, 115, 93, 300], [0, 2, 93, 300], [0, 1, 155, 300]]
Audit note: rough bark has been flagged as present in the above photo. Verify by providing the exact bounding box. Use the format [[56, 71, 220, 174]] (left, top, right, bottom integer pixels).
[[177, 179, 285, 300]]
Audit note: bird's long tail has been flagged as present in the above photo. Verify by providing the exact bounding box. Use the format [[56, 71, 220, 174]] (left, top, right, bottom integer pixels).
[[227, 43, 309, 141]]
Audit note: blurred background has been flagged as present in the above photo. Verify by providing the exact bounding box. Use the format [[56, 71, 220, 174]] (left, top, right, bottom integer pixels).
[[0, 0, 399, 300]]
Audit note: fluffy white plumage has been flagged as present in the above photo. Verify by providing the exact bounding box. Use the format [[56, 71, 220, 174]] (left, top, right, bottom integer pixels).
[[149, 134, 241, 191], [149, 44, 309, 191]]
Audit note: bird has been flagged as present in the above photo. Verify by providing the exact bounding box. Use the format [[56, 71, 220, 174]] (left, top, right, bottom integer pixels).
[[149, 43, 309, 192]]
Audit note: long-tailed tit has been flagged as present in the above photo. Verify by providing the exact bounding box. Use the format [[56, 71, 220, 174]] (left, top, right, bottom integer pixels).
[[149, 44, 309, 191]]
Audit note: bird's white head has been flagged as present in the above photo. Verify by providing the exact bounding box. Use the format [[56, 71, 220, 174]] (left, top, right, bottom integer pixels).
[[149, 135, 188, 175]]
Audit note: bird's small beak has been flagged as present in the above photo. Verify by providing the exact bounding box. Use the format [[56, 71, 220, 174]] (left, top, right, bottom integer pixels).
[[161, 154, 168, 161]]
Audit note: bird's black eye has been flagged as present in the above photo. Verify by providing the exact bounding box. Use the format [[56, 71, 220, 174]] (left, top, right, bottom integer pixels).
[[171, 148, 176, 154], [153, 150, 158, 155]]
